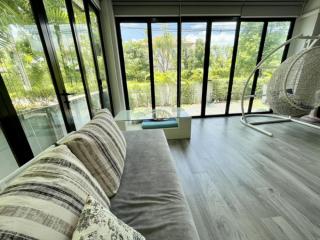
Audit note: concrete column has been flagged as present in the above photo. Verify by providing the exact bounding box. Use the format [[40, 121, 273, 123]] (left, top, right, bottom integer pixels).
[[288, 0, 320, 56]]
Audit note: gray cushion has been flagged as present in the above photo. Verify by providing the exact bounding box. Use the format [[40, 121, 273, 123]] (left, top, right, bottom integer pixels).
[[110, 130, 199, 240]]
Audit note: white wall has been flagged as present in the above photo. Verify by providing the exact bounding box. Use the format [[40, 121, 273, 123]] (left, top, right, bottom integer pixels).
[[288, 0, 320, 56], [100, 0, 126, 114]]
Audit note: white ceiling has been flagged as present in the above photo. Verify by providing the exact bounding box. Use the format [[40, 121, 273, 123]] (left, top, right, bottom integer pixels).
[[112, 0, 305, 5], [112, 0, 306, 17]]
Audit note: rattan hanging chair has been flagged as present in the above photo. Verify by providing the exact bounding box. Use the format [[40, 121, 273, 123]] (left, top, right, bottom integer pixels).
[[240, 34, 320, 136]]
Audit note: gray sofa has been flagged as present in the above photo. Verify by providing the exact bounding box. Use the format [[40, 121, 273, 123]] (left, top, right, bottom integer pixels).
[[0, 129, 199, 239], [112, 129, 199, 239]]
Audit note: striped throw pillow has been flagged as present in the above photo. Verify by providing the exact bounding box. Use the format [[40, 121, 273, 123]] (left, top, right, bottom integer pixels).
[[61, 109, 126, 197], [0, 145, 110, 240]]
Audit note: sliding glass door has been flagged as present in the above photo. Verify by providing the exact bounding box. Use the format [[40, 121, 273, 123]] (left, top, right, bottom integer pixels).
[[44, 0, 91, 129], [0, 0, 67, 155], [72, 0, 101, 114], [88, 5, 113, 110], [0, 0, 113, 166]]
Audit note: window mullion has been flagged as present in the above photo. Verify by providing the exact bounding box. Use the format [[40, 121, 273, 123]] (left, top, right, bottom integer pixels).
[[248, 21, 268, 114], [281, 19, 296, 63], [200, 21, 212, 117], [147, 20, 156, 110], [177, 21, 182, 108], [225, 19, 241, 115], [83, 0, 104, 110]]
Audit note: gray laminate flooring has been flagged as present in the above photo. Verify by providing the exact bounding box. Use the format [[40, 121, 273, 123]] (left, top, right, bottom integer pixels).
[[168, 117, 320, 240]]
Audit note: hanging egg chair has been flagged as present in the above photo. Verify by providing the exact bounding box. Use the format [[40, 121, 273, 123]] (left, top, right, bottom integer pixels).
[[240, 34, 320, 136], [266, 46, 320, 117]]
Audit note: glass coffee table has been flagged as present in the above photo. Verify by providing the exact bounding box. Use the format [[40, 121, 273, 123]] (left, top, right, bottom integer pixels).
[[115, 108, 191, 139]]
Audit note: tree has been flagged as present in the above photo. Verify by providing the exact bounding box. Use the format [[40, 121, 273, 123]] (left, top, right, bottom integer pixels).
[[153, 24, 176, 73], [194, 39, 205, 68], [123, 40, 149, 82]]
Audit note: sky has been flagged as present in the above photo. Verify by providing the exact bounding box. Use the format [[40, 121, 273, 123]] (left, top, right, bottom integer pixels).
[[120, 22, 237, 46]]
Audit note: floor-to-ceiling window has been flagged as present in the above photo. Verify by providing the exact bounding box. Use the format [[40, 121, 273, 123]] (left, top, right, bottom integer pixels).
[[152, 22, 178, 110], [88, 5, 113, 110], [119, 22, 152, 110], [0, 0, 113, 166], [251, 21, 291, 113], [117, 17, 294, 117], [229, 22, 264, 114], [181, 22, 206, 116], [0, 0, 68, 155], [206, 21, 237, 115], [72, 0, 101, 114]]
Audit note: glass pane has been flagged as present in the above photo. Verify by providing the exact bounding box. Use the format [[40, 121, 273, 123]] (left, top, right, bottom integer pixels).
[[181, 22, 206, 116], [72, 0, 101, 114], [0, 127, 18, 178], [0, 0, 67, 155], [89, 6, 112, 110], [207, 22, 236, 115], [120, 23, 151, 110], [229, 22, 264, 114], [152, 23, 177, 110], [44, 0, 90, 129], [252, 21, 291, 112]]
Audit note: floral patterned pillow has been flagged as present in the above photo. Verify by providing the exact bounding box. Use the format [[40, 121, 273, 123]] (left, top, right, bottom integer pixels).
[[72, 196, 145, 240]]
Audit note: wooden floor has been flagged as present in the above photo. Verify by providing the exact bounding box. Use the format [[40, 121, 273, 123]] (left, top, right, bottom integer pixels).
[[168, 117, 320, 240]]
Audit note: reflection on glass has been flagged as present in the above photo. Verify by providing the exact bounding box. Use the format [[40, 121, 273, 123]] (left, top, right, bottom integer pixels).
[[44, 0, 90, 129], [152, 23, 177, 109], [229, 22, 264, 113], [252, 21, 291, 112], [181, 22, 206, 116], [72, 0, 101, 114], [0, 128, 18, 178], [0, 0, 67, 155], [120, 23, 151, 110], [207, 22, 236, 115], [89, 6, 112, 110]]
